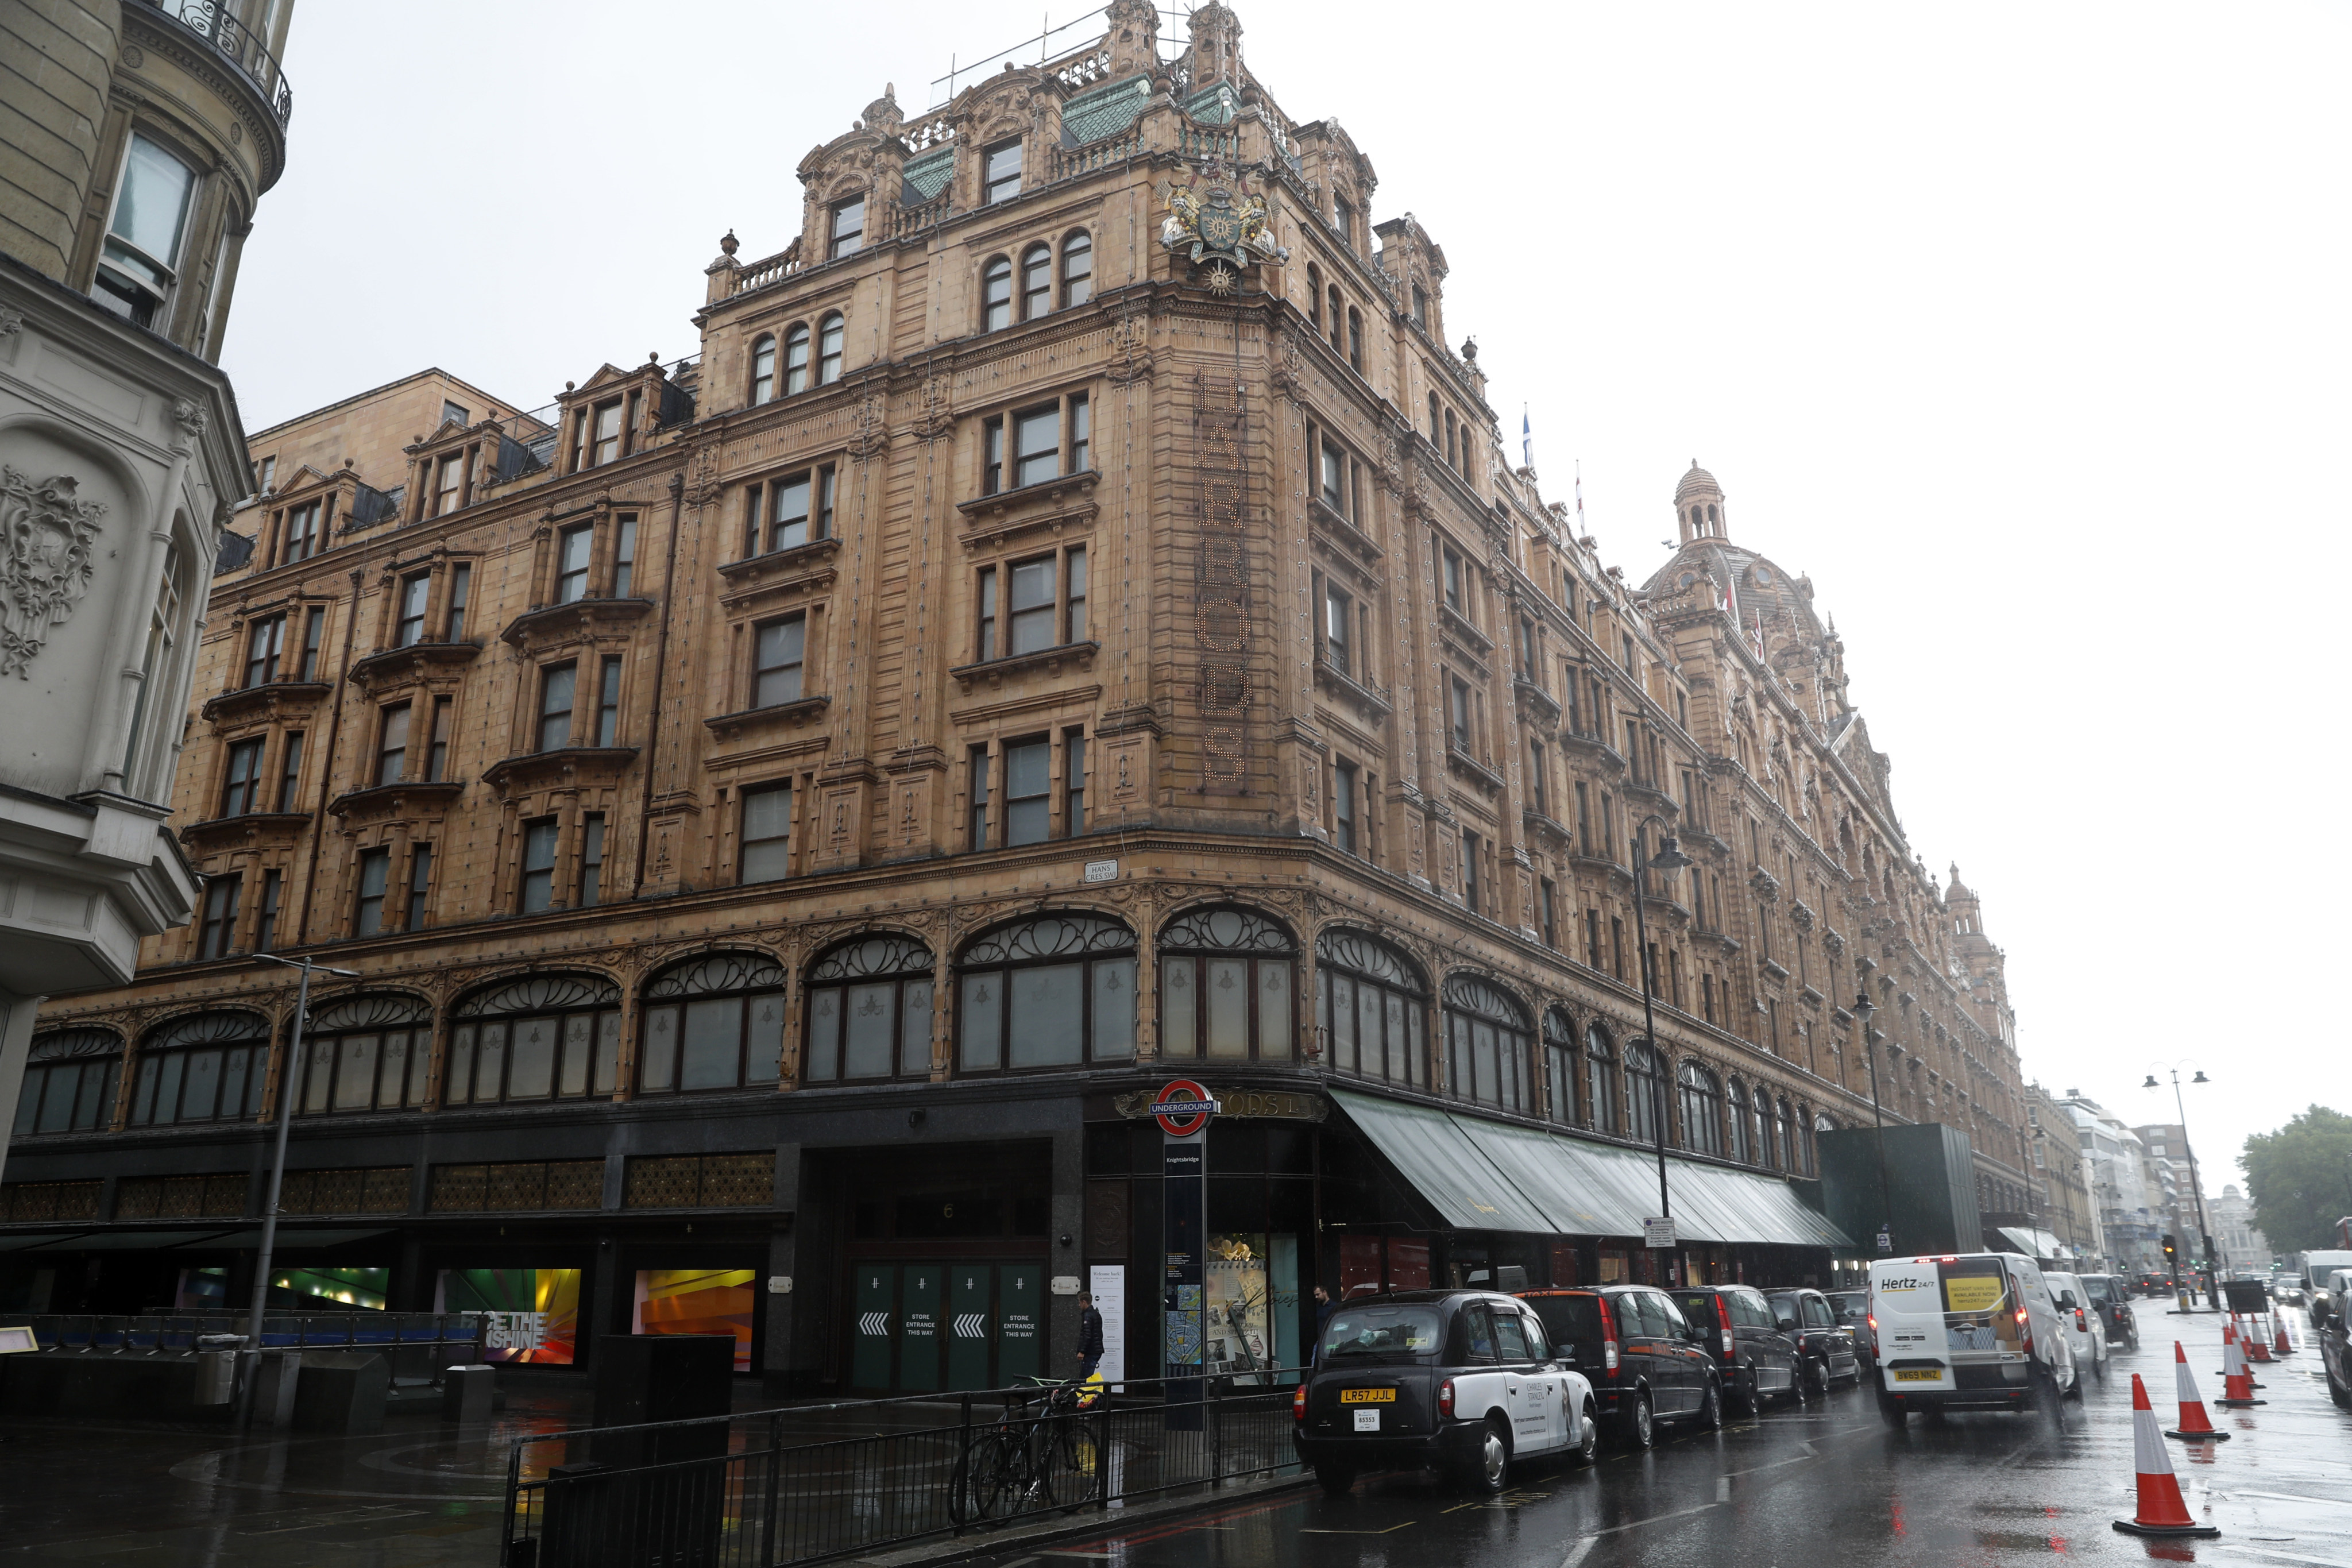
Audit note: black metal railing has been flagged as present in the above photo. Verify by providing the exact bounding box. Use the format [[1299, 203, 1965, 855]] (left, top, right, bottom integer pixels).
[[14, 1310, 484, 1383], [136, 1, 293, 129], [501, 1370, 1307, 1568]]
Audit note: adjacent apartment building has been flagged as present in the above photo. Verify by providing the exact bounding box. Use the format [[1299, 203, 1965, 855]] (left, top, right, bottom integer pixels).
[[3, 3, 2036, 1391], [0, 0, 296, 1168]]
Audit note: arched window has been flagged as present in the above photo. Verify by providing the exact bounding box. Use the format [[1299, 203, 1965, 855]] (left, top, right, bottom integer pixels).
[[1445, 408, 1458, 470], [750, 333, 776, 405], [1584, 1023, 1620, 1133], [1442, 974, 1531, 1113], [782, 323, 811, 395], [1428, 392, 1440, 443], [1315, 927, 1426, 1088], [1775, 1096, 1794, 1172], [296, 992, 430, 1115], [983, 256, 1014, 331], [447, 974, 620, 1106], [1543, 1008, 1578, 1125], [815, 311, 844, 385], [1306, 262, 1322, 324], [1326, 285, 1343, 351], [640, 952, 787, 1094], [1346, 307, 1364, 372], [1158, 906, 1296, 1061], [131, 1011, 269, 1126], [1727, 1078, 1752, 1163], [14, 1029, 121, 1136], [1019, 242, 1052, 320], [804, 936, 932, 1083], [957, 914, 1135, 1072], [1061, 230, 1093, 307], [1624, 1040, 1666, 1145], [1754, 1088, 1776, 1168], [1678, 1061, 1724, 1155]]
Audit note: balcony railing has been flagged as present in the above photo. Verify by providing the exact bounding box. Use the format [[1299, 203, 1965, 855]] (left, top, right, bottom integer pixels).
[[137, 1, 293, 129]]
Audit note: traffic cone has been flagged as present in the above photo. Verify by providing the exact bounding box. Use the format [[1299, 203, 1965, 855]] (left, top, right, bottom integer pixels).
[[2216, 1321, 2264, 1407], [2246, 1313, 2273, 1363], [2112, 1373, 2220, 1538], [2273, 1316, 2294, 1357], [2164, 1342, 2226, 1442]]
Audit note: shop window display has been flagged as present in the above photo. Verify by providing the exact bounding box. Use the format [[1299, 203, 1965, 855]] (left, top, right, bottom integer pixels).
[[437, 1268, 581, 1364], [634, 1268, 757, 1372]]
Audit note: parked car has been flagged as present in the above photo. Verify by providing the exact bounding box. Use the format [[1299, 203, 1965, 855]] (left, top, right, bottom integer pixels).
[[1292, 1291, 1600, 1494], [1825, 1289, 1877, 1374], [2316, 1270, 2352, 1410], [2134, 1272, 2169, 1297], [1767, 1287, 1862, 1395], [2042, 1271, 2110, 1386], [1674, 1284, 1801, 1413], [1519, 1285, 1725, 1449], [2077, 1273, 2138, 1348], [1868, 1253, 2076, 1424]]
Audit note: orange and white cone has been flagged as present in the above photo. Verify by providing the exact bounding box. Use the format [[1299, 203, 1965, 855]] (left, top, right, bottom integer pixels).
[[2216, 1319, 2264, 1407], [2247, 1312, 2273, 1363], [2113, 1373, 2220, 1538], [2273, 1315, 2295, 1357], [2164, 1341, 2226, 1441]]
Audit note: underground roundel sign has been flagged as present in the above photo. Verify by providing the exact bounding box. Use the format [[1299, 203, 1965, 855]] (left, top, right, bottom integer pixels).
[[1153, 1079, 1220, 1138]]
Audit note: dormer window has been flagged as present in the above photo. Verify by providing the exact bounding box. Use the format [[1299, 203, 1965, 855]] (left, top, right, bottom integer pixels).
[[984, 138, 1024, 204], [280, 499, 322, 565], [432, 451, 466, 516], [442, 400, 470, 426], [92, 134, 196, 329], [829, 195, 865, 258]]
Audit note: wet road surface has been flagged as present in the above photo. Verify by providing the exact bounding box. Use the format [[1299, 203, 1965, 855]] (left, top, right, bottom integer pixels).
[[970, 1300, 2352, 1568]]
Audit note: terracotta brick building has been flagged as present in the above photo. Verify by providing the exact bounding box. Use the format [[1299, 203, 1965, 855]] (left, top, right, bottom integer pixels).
[[5, 2, 2032, 1393]]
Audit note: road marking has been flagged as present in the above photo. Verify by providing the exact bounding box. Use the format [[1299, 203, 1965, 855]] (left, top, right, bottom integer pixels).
[[2215, 1548, 2348, 1568], [2226, 1492, 2352, 1510], [1299, 1521, 1418, 1534], [1560, 1540, 1596, 1568], [1717, 1476, 1732, 1501]]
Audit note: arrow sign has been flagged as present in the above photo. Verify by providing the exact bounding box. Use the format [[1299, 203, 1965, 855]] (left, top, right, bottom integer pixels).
[[858, 1311, 891, 1337], [954, 1312, 987, 1339]]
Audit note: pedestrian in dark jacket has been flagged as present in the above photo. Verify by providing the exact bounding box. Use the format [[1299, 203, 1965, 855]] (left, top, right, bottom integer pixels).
[[1077, 1294, 1105, 1378], [1311, 1285, 1335, 1365]]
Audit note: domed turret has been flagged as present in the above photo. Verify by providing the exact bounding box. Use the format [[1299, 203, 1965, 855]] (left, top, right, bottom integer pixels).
[[1674, 461, 1726, 544]]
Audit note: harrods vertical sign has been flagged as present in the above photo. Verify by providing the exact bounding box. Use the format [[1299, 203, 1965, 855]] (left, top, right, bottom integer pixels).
[[1191, 374, 1250, 794]]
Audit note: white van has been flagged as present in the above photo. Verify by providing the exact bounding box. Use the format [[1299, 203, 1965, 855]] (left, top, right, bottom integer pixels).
[[1868, 1253, 2076, 1423]]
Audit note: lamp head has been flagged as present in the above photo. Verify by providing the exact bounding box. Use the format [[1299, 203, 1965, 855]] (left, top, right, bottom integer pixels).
[[1648, 836, 1692, 871], [1852, 992, 1875, 1024], [2141, 1075, 2159, 1090], [2191, 1071, 2210, 1085]]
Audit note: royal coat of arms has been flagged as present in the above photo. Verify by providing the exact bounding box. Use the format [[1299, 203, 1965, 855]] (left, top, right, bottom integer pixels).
[[1161, 163, 1289, 292], [1, 467, 106, 679]]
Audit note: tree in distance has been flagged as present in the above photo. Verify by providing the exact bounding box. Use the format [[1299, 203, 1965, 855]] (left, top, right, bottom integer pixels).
[[2242, 1105, 2352, 1250]]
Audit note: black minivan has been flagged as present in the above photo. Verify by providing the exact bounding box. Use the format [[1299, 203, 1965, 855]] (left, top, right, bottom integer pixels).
[[1293, 1291, 1600, 1494], [1766, 1288, 1861, 1395], [1675, 1284, 1801, 1413], [1518, 1285, 1724, 1447]]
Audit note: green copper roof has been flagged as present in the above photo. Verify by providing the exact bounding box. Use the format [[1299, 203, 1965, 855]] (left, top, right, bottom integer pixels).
[[1184, 83, 1237, 125], [902, 145, 953, 202], [1062, 74, 1152, 145]]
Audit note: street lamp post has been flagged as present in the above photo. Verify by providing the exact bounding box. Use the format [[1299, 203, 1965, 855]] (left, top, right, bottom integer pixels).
[[238, 952, 357, 1422], [1853, 991, 1890, 1256], [1629, 821, 1690, 1283], [2144, 1064, 2214, 1311]]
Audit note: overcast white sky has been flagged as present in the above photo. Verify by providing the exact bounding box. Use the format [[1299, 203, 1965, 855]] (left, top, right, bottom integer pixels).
[[226, 2, 2351, 1195]]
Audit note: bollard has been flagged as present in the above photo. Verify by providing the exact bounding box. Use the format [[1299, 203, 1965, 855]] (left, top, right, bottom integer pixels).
[[441, 1362, 495, 1423]]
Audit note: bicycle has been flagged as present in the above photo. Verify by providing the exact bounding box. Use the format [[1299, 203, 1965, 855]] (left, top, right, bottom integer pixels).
[[949, 1377, 1104, 1524]]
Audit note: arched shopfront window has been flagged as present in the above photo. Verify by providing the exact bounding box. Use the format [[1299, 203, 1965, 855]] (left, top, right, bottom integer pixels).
[[1584, 1022, 1619, 1133], [1158, 906, 1295, 1061], [14, 1029, 121, 1136], [1754, 1088, 1776, 1168], [1727, 1078, 1752, 1163], [1542, 1008, 1577, 1125], [1678, 1061, 1724, 1154], [1624, 1040, 1667, 1145], [957, 914, 1135, 1072], [1441, 974, 1531, 1113], [804, 936, 932, 1083], [296, 993, 431, 1115], [131, 1011, 268, 1126], [640, 952, 786, 1094], [447, 974, 620, 1106], [1315, 927, 1425, 1088], [1776, 1096, 1795, 1172]]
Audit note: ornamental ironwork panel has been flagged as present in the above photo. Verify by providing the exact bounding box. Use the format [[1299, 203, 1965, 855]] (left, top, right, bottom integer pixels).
[[543, 1161, 604, 1211], [1, 1180, 101, 1222], [1315, 928, 1422, 993], [699, 1153, 776, 1208], [646, 951, 789, 998], [806, 936, 932, 982], [307, 992, 431, 1032], [114, 1177, 163, 1220], [1442, 973, 1528, 1025], [360, 1168, 410, 1214], [485, 1163, 547, 1212], [455, 972, 620, 1018], [621, 1152, 774, 1209], [1158, 905, 1295, 953], [429, 1164, 489, 1212], [28, 1029, 119, 1063], [309, 1169, 365, 1215], [1584, 1022, 1616, 1060], [159, 1175, 210, 1218], [1543, 1007, 1575, 1046], [959, 914, 1134, 966], [623, 1156, 704, 1210], [146, 1010, 270, 1051], [276, 1169, 316, 1214]]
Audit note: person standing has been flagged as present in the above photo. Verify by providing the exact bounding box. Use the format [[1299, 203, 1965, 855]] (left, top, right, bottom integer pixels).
[[1077, 1293, 1105, 1379], [1311, 1285, 1335, 1366]]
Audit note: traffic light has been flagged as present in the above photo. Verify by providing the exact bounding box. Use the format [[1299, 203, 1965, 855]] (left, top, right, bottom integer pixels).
[[2162, 1234, 2177, 1261]]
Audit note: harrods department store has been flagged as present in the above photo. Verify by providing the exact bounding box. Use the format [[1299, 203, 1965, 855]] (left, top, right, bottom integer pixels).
[[2, 3, 2037, 1393]]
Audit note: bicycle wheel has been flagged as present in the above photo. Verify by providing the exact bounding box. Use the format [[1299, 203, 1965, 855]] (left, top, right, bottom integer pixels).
[[1036, 1421, 1103, 1512], [952, 1431, 1028, 1523]]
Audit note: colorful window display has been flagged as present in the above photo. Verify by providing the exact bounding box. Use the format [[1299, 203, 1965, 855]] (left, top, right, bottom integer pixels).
[[268, 1265, 387, 1311], [633, 1268, 756, 1373], [437, 1268, 581, 1364], [1204, 1233, 1299, 1380]]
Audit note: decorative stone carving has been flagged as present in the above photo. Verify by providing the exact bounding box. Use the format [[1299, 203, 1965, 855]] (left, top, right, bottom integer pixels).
[[1159, 162, 1288, 293], [1747, 865, 1781, 903], [1, 468, 106, 678]]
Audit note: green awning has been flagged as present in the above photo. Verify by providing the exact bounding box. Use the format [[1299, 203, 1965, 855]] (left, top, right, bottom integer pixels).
[[1330, 1090, 1558, 1233], [1332, 1089, 1855, 1250]]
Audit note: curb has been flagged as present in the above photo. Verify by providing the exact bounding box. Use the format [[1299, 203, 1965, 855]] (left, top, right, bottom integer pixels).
[[841, 1471, 1319, 1567]]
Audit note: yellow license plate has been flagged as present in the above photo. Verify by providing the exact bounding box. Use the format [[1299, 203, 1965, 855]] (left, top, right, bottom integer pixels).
[[1893, 1369, 1942, 1382], [1339, 1388, 1396, 1404]]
